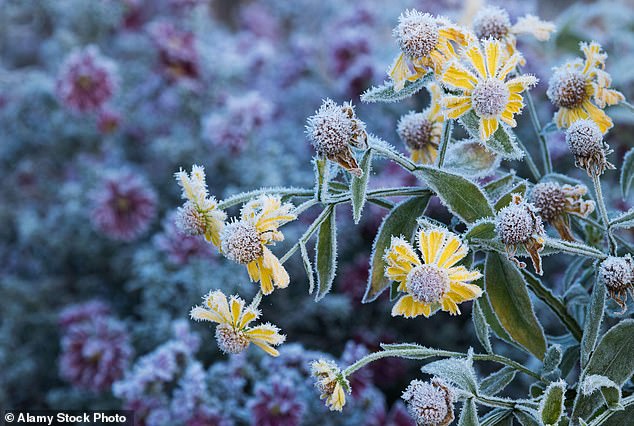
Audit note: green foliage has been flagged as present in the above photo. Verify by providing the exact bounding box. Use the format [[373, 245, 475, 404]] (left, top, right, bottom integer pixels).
[[361, 74, 432, 103], [540, 380, 566, 426], [458, 399, 480, 426], [350, 150, 372, 224], [620, 148, 634, 199], [314, 207, 337, 301], [459, 110, 523, 159]]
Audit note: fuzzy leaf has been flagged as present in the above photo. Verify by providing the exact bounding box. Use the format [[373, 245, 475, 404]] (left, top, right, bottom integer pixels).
[[480, 366, 516, 396], [541, 172, 585, 187], [458, 399, 480, 426], [315, 207, 337, 301], [540, 380, 566, 426], [445, 139, 500, 178], [415, 165, 494, 224], [591, 397, 634, 425], [483, 173, 517, 199], [300, 242, 315, 294], [421, 354, 479, 395], [351, 150, 373, 224], [481, 409, 512, 426], [543, 344, 563, 374], [494, 181, 528, 211], [379, 343, 454, 360], [485, 253, 547, 360], [472, 300, 493, 354], [363, 195, 431, 302], [514, 409, 541, 426], [476, 295, 515, 345], [581, 274, 606, 368], [610, 209, 634, 229], [621, 148, 634, 199], [543, 237, 607, 260], [581, 375, 622, 410], [314, 157, 328, 199], [361, 74, 432, 103], [459, 110, 523, 159], [465, 219, 497, 242]]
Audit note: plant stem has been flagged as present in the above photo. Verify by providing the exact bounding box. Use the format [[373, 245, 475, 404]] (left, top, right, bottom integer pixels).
[[436, 119, 453, 168], [588, 395, 634, 426], [249, 291, 263, 309], [219, 187, 314, 209], [279, 205, 333, 265], [515, 135, 542, 182], [592, 173, 616, 255], [524, 87, 552, 174], [368, 137, 417, 172], [543, 237, 608, 260]]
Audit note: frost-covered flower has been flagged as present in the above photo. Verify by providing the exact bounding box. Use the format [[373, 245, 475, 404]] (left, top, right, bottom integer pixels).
[[174, 165, 226, 247], [440, 38, 537, 141], [56, 45, 118, 113], [384, 227, 482, 318], [471, 6, 555, 60], [221, 195, 296, 295], [547, 42, 624, 133], [58, 303, 132, 393], [90, 170, 158, 241], [599, 255, 633, 311], [530, 182, 595, 241], [565, 119, 615, 176], [190, 290, 285, 356], [148, 21, 199, 80], [248, 377, 305, 426], [389, 10, 474, 91], [306, 99, 368, 177], [154, 211, 214, 265], [496, 193, 545, 275], [310, 359, 350, 412], [401, 378, 454, 426]]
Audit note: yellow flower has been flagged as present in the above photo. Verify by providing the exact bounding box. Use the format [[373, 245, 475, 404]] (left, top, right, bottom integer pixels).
[[389, 10, 475, 92], [174, 165, 226, 247], [384, 227, 483, 318], [310, 359, 350, 412], [547, 42, 625, 133], [221, 195, 296, 295], [190, 290, 285, 356], [440, 38, 537, 141]]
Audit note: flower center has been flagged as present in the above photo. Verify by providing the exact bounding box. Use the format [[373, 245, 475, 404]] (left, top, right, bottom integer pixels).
[[398, 112, 435, 150], [496, 202, 542, 245], [175, 202, 207, 236], [530, 182, 566, 222], [221, 221, 263, 264], [473, 8, 511, 40], [548, 71, 587, 109], [472, 78, 510, 118], [396, 12, 439, 59], [215, 323, 250, 354], [406, 265, 450, 304]]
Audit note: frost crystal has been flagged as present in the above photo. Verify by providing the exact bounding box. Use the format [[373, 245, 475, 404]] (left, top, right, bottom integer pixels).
[[565, 119, 614, 176], [472, 78, 510, 118], [547, 70, 587, 109], [220, 221, 263, 264], [599, 255, 634, 310], [406, 265, 450, 304], [402, 378, 454, 426], [394, 10, 439, 60]]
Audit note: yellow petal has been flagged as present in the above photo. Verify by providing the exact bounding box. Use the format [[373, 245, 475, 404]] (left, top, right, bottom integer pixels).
[[582, 100, 613, 133], [442, 95, 473, 119], [189, 306, 223, 324], [480, 117, 499, 141], [448, 281, 483, 301], [448, 266, 482, 282], [484, 39, 502, 78], [391, 295, 431, 318], [437, 235, 468, 268], [441, 62, 478, 90], [441, 297, 460, 315], [464, 44, 487, 79], [419, 228, 445, 264], [229, 296, 244, 327], [496, 53, 521, 80], [252, 341, 280, 357]]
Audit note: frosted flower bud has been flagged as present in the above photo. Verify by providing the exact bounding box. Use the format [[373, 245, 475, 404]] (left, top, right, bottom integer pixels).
[[599, 255, 634, 311], [220, 221, 263, 264], [530, 182, 567, 223], [406, 265, 450, 304], [565, 119, 615, 176], [310, 359, 350, 412], [397, 111, 437, 151], [472, 78, 511, 118], [402, 378, 454, 426], [175, 201, 207, 236], [547, 70, 587, 109], [394, 10, 439, 60], [472, 6, 511, 40], [215, 323, 250, 354]]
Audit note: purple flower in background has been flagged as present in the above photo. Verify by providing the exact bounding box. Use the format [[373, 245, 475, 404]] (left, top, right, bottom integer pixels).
[[59, 300, 112, 329], [248, 377, 305, 426], [58, 302, 132, 393], [97, 108, 121, 134], [56, 45, 118, 113], [148, 21, 199, 81], [90, 170, 158, 242], [153, 211, 214, 265]]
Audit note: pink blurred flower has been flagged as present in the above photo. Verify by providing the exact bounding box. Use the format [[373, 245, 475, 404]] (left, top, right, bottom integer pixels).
[[59, 300, 111, 329], [97, 108, 121, 134], [148, 22, 199, 81], [249, 377, 304, 426]]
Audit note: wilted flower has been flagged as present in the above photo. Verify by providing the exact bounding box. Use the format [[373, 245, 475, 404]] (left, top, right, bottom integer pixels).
[[90, 170, 158, 241], [530, 182, 595, 241], [56, 45, 118, 113], [440, 38, 537, 141], [565, 119, 615, 176], [248, 377, 305, 426], [599, 255, 633, 311], [471, 6, 555, 60], [148, 21, 199, 80], [390, 10, 474, 91], [384, 226, 483, 318], [310, 359, 351, 412], [190, 290, 285, 356], [496, 193, 545, 274], [547, 42, 624, 133], [306, 99, 368, 177], [174, 165, 227, 247], [401, 378, 454, 426]]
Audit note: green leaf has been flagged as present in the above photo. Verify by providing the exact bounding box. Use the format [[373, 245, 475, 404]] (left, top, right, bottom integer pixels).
[[592, 397, 634, 425], [415, 165, 494, 224], [543, 344, 563, 374], [481, 409, 512, 426], [581, 275, 606, 368], [610, 208, 634, 229], [459, 399, 480, 426], [485, 252, 547, 360], [480, 366, 516, 396], [350, 150, 373, 224], [620, 148, 634, 199], [581, 375, 622, 411], [362, 195, 431, 302], [379, 343, 454, 360], [300, 242, 315, 295], [472, 300, 493, 353], [514, 410, 541, 426], [421, 354, 479, 395], [314, 157, 328, 200], [465, 219, 497, 242], [542, 172, 585, 187], [389, 281, 399, 301], [484, 173, 517, 199], [494, 182, 528, 211], [459, 110, 523, 159], [476, 296, 516, 345], [361, 74, 432, 103], [314, 207, 337, 301], [540, 380, 566, 426], [445, 139, 500, 178]]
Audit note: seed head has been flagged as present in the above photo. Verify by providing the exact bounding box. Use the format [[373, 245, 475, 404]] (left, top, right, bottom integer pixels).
[[530, 182, 567, 223], [599, 255, 633, 310], [221, 221, 263, 264], [496, 194, 544, 245], [565, 119, 614, 176], [215, 323, 250, 354], [397, 111, 438, 151], [472, 78, 510, 118], [472, 6, 511, 40], [306, 99, 367, 156], [406, 265, 450, 304], [394, 10, 440, 60], [547, 70, 587, 109], [402, 378, 454, 426], [174, 201, 207, 236]]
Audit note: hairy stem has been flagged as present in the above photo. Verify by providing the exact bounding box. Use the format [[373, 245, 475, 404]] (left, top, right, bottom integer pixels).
[[592, 173, 616, 255], [249, 291, 263, 309], [219, 187, 314, 209], [436, 119, 453, 168], [279, 205, 333, 265], [524, 87, 552, 174], [368, 138, 417, 172], [515, 136, 542, 182]]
